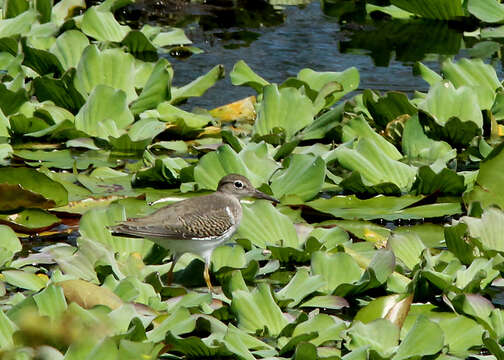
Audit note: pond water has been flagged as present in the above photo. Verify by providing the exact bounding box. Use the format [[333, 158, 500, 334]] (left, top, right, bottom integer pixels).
[[126, 0, 504, 110]]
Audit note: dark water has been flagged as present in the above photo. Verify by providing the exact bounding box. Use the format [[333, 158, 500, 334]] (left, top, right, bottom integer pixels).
[[122, 0, 504, 110]]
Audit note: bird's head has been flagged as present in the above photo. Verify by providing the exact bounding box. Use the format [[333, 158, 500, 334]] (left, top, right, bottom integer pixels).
[[217, 174, 279, 203]]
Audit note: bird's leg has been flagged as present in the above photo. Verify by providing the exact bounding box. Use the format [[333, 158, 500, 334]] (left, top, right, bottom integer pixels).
[[203, 262, 214, 293], [166, 253, 178, 285]]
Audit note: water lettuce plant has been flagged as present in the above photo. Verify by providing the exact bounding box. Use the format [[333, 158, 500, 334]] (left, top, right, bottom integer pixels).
[[1, 0, 504, 359]]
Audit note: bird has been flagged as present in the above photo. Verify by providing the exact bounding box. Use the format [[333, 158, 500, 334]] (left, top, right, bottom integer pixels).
[[110, 174, 278, 292]]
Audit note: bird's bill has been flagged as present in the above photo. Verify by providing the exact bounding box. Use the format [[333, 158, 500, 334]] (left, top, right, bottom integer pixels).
[[253, 189, 279, 203]]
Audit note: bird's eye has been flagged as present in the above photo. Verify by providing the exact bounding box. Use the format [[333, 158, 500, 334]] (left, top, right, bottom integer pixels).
[[234, 180, 244, 189]]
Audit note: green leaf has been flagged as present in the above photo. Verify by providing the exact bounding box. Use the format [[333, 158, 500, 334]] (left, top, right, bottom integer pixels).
[[305, 194, 461, 221], [0, 208, 60, 231], [445, 223, 474, 265], [276, 268, 325, 307], [2, 270, 47, 291], [297, 67, 359, 105], [32, 69, 86, 114], [419, 81, 483, 129], [231, 283, 289, 336], [75, 85, 134, 139], [346, 319, 399, 357], [230, 60, 270, 93], [50, 30, 90, 70], [86, 338, 119, 360], [193, 143, 278, 190], [412, 166, 465, 196], [4, 0, 29, 18], [414, 62, 443, 86], [332, 138, 416, 193], [325, 220, 389, 243], [306, 194, 419, 220], [75, 45, 137, 102], [393, 315, 444, 360], [340, 115, 403, 160], [147, 308, 195, 342], [366, 4, 414, 19], [223, 324, 273, 360], [121, 30, 157, 54], [129, 118, 167, 141], [468, 0, 504, 23], [21, 39, 64, 76], [170, 64, 225, 104], [33, 284, 67, 320], [461, 208, 504, 252], [402, 115, 455, 165], [311, 251, 362, 294], [300, 295, 349, 310], [388, 233, 425, 270], [442, 58, 500, 111], [454, 294, 494, 330], [212, 245, 247, 271], [455, 257, 499, 292], [0, 167, 68, 211], [0, 310, 16, 348], [80, 6, 130, 42], [156, 102, 212, 135], [270, 154, 325, 201], [419, 111, 482, 147], [36, 0, 53, 23], [390, 0, 463, 20], [301, 103, 344, 141], [130, 58, 171, 115], [238, 201, 299, 248], [465, 143, 504, 209], [151, 28, 192, 47], [440, 316, 484, 356], [0, 83, 29, 116], [354, 294, 411, 326], [363, 90, 417, 129], [254, 84, 315, 141], [293, 314, 345, 347], [81, 204, 153, 256], [0, 9, 37, 37], [0, 225, 21, 268]]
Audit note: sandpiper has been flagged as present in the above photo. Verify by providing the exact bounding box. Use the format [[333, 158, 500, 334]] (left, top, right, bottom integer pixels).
[[110, 174, 278, 292]]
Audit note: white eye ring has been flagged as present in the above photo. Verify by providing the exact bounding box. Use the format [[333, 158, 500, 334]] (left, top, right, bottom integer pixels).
[[234, 180, 244, 189]]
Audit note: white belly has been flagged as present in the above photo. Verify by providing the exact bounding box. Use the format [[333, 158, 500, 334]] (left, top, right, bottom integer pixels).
[[147, 224, 237, 264]]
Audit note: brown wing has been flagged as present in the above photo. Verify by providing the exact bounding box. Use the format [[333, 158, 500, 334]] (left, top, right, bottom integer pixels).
[[110, 193, 237, 240]]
